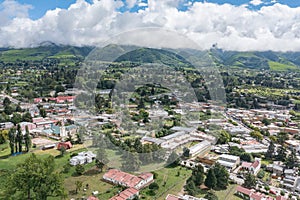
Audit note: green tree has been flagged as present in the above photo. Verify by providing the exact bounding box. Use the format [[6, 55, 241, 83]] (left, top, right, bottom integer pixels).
[[204, 191, 218, 200], [276, 146, 287, 162], [15, 104, 22, 112], [16, 124, 23, 153], [265, 141, 275, 160], [244, 173, 256, 189], [8, 128, 16, 155], [75, 180, 83, 194], [62, 163, 71, 174], [277, 132, 288, 145], [192, 165, 205, 186], [184, 179, 198, 196], [4, 105, 13, 115], [250, 131, 263, 141], [0, 132, 5, 144], [22, 112, 33, 122], [3, 97, 11, 107], [75, 164, 85, 175], [55, 85, 65, 93], [121, 152, 141, 172], [95, 147, 108, 172], [11, 113, 22, 125], [262, 118, 271, 126], [286, 150, 297, 169], [5, 154, 65, 200], [240, 152, 253, 162], [59, 146, 66, 157], [217, 130, 231, 144], [183, 147, 190, 158], [39, 108, 47, 118], [149, 182, 159, 190], [167, 151, 179, 166], [213, 163, 229, 189], [24, 125, 31, 152], [205, 168, 217, 189]]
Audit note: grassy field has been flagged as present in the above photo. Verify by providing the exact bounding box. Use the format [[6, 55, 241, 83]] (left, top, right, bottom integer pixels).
[[140, 166, 192, 200], [237, 87, 300, 99], [196, 184, 242, 200], [268, 61, 298, 71], [0, 143, 240, 200]]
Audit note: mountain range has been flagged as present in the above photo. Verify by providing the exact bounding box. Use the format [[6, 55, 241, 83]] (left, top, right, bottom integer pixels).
[[0, 43, 300, 71]]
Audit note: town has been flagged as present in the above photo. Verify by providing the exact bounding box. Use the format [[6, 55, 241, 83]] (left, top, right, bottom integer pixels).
[[0, 50, 300, 200]]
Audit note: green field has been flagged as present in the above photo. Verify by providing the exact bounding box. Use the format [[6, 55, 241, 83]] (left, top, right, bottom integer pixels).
[[268, 61, 298, 71]]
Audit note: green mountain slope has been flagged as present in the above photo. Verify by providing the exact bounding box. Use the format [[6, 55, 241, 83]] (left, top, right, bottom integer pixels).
[[210, 48, 300, 71], [0, 43, 300, 71], [0, 44, 93, 63], [114, 47, 193, 67]]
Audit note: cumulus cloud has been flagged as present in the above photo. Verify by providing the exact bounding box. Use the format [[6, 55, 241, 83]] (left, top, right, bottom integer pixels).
[[0, 0, 32, 26], [249, 0, 263, 6], [0, 0, 300, 51]]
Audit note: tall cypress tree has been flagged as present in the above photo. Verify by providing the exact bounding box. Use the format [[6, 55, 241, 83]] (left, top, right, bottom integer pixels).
[[24, 126, 31, 152], [16, 124, 23, 153], [8, 128, 16, 155], [205, 168, 217, 189]]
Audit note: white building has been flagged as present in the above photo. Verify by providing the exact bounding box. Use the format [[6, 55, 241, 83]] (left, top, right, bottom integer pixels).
[[188, 140, 211, 157], [217, 154, 240, 171], [70, 151, 96, 166]]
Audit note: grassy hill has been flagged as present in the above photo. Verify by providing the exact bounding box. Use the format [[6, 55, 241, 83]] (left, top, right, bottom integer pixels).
[[210, 48, 300, 71], [0, 44, 93, 64], [114, 47, 193, 68], [268, 61, 298, 71], [0, 43, 300, 71]]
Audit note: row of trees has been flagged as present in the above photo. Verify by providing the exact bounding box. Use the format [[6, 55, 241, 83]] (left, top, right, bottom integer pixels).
[[184, 163, 229, 196], [8, 124, 31, 154], [5, 153, 65, 199], [205, 163, 230, 190]]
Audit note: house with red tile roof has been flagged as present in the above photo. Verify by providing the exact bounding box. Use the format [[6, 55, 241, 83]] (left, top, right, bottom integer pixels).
[[109, 187, 139, 200], [276, 196, 287, 200], [241, 158, 261, 175], [87, 196, 99, 200], [165, 194, 181, 200], [236, 186, 280, 200], [103, 169, 153, 190], [57, 141, 72, 150]]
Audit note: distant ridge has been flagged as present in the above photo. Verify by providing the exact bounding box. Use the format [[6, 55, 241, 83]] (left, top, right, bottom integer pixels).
[[0, 43, 299, 71], [114, 47, 193, 68]]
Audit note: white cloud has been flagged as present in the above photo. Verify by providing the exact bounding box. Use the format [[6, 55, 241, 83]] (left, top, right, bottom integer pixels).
[[0, 0, 32, 26], [1, 0, 300, 51], [249, 0, 263, 6]]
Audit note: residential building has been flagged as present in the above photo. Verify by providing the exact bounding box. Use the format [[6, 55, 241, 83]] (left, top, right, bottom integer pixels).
[[69, 151, 96, 166], [236, 186, 275, 200], [103, 169, 153, 190], [217, 154, 240, 171], [188, 140, 211, 157], [241, 158, 261, 175], [109, 187, 139, 200]]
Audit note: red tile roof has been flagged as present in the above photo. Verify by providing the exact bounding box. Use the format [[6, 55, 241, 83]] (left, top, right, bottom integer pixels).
[[252, 160, 260, 168], [138, 172, 153, 180], [104, 169, 151, 189], [109, 188, 139, 200], [87, 196, 99, 200], [165, 194, 181, 200], [236, 185, 252, 196], [276, 196, 287, 200], [241, 162, 252, 168], [251, 192, 265, 200]]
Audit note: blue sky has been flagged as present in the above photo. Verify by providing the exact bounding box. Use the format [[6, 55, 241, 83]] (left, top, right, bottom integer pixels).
[[1, 0, 300, 50], [2, 0, 300, 20]]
